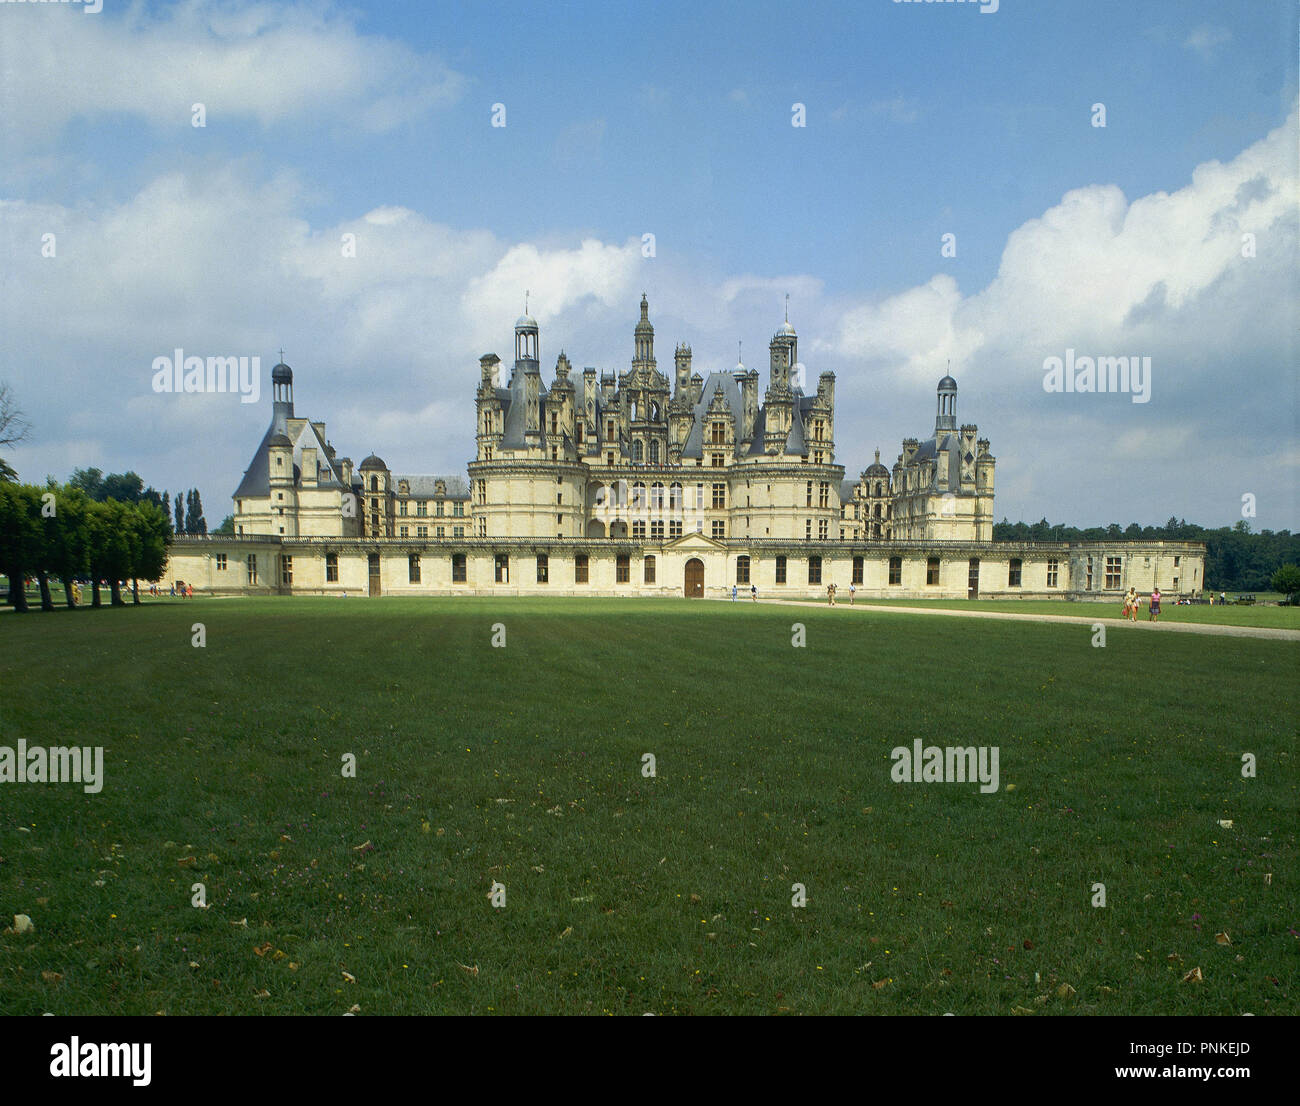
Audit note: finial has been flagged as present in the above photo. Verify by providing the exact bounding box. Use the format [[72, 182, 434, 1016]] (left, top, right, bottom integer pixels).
[[278, 347, 285, 364], [738, 340, 742, 363], [874, 448, 880, 463], [784, 293, 789, 323], [525, 290, 529, 314]]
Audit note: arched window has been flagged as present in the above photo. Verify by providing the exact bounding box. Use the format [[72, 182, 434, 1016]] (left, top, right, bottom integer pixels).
[[649, 440, 660, 464], [370, 476, 378, 492], [650, 402, 660, 421], [632, 440, 644, 462], [874, 482, 882, 497], [632, 482, 646, 511], [613, 480, 629, 507], [630, 401, 638, 422], [669, 482, 683, 509], [650, 482, 664, 509]]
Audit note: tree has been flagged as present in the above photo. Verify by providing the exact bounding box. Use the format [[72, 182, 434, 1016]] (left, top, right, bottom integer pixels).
[[0, 382, 31, 483], [100, 471, 145, 503], [185, 488, 207, 535], [214, 514, 235, 535], [1271, 564, 1300, 605], [0, 482, 40, 610], [69, 467, 105, 499], [174, 492, 185, 535]]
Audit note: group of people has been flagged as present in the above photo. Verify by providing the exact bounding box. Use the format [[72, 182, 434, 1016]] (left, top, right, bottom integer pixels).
[[1121, 586, 1162, 622], [730, 584, 759, 602], [825, 582, 856, 605], [147, 582, 193, 598]]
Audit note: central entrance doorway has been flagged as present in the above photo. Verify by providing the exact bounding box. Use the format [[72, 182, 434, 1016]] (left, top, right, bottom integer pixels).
[[684, 558, 704, 598], [368, 553, 381, 597]]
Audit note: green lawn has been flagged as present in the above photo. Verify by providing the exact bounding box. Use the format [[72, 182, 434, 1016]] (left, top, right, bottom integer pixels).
[[1, 598, 1296, 1015], [854, 597, 1300, 630]]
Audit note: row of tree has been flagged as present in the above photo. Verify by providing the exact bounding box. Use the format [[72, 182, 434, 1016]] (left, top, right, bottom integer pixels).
[[0, 482, 171, 611], [993, 517, 1300, 592], [68, 467, 208, 535]]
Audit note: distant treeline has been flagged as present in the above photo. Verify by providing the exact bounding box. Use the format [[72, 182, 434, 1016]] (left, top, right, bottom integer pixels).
[[69, 468, 207, 535], [0, 481, 171, 611], [992, 517, 1299, 592]]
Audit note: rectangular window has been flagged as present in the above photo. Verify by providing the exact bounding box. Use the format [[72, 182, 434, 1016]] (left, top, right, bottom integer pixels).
[[616, 554, 630, 583], [476, 519, 486, 537], [494, 554, 509, 583], [1086, 556, 1094, 590], [818, 519, 828, 540], [1046, 558, 1058, 588], [416, 526, 428, 538], [400, 501, 409, 516], [280, 555, 293, 585], [325, 553, 338, 582], [805, 519, 812, 540], [712, 520, 725, 539], [453, 502, 464, 517], [436, 526, 445, 538], [215, 553, 227, 571], [852, 556, 863, 585], [436, 502, 444, 517], [452, 554, 466, 583], [536, 554, 549, 584], [808, 556, 822, 585], [247, 554, 257, 585], [455, 526, 465, 538], [399, 526, 409, 537], [1009, 558, 1022, 587], [695, 484, 704, 509], [669, 520, 682, 539], [1105, 556, 1121, 589], [632, 520, 646, 540], [575, 554, 589, 583], [736, 556, 750, 584], [927, 558, 940, 586], [889, 557, 902, 586], [1174, 555, 1180, 567], [476, 481, 486, 506], [650, 521, 664, 541], [712, 483, 726, 508], [818, 482, 829, 508], [417, 502, 428, 517], [409, 554, 421, 583], [806, 481, 813, 507], [775, 555, 787, 584], [643, 555, 656, 584]]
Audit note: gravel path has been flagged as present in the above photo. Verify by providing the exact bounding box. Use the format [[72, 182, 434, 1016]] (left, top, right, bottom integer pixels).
[[730, 599, 1300, 641]]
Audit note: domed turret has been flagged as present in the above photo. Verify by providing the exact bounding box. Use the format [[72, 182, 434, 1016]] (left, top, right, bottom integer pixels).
[[936, 374, 957, 433], [515, 296, 539, 363], [358, 454, 387, 472]]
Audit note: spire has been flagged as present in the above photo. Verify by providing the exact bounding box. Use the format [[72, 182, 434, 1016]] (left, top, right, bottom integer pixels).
[[784, 293, 789, 323], [640, 292, 649, 322]]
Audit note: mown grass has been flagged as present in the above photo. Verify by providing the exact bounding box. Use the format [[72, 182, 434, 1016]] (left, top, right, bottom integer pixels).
[[1, 597, 1296, 1015], [854, 597, 1300, 630]]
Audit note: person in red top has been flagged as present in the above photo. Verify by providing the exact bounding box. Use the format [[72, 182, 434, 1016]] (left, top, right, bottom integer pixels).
[[1148, 586, 1161, 622]]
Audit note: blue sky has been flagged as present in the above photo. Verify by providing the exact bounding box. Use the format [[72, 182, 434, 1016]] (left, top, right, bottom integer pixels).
[[1, 0, 1296, 529]]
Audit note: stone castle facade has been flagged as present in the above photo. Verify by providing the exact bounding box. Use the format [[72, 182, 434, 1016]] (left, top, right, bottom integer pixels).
[[166, 298, 1204, 599]]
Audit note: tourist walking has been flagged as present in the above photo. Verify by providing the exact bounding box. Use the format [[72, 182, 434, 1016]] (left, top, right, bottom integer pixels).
[[1148, 586, 1162, 622]]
